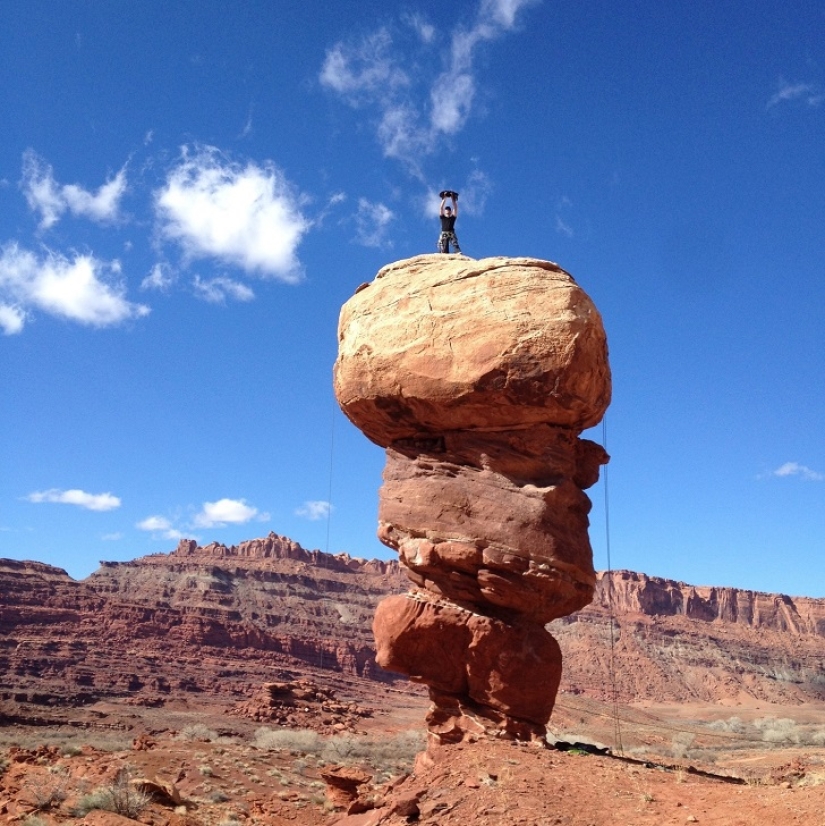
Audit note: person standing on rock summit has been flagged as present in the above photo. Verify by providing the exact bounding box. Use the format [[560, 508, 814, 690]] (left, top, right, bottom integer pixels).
[[437, 190, 461, 254]]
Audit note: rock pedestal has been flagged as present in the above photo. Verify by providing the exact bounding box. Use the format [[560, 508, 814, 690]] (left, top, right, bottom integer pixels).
[[334, 255, 611, 743]]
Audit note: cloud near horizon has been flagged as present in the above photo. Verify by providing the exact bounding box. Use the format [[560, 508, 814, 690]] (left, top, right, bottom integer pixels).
[[136, 515, 183, 540], [295, 500, 332, 521], [155, 145, 310, 281], [26, 488, 122, 511], [193, 497, 268, 528], [0, 243, 150, 334]]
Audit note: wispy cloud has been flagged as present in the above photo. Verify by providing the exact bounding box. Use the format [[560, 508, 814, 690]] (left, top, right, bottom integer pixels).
[[296, 500, 332, 521], [155, 145, 309, 281], [320, 0, 540, 171], [26, 488, 122, 511], [319, 28, 410, 100], [193, 498, 268, 528], [0, 242, 149, 334], [192, 275, 255, 303], [21, 149, 127, 229], [354, 198, 395, 248], [770, 462, 824, 482], [767, 80, 824, 110], [141, 262, 175, 292], [554, 196, 574, 237]]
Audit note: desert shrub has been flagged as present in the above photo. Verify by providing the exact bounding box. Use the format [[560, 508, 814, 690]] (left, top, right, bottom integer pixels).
[[810, 728, 825, 746], [670, 732, 695, 759], [25, 776, 68, 811], [209, 790, 230, 803], [707, 716, 746, 735], [60, 743, 82, 757], [321, 730, 424, 772], [21, 817, 47, 826], [753, 717, 801, 745], [253, 727, 321, 755], [72, 768, 152, 818], [178, 723, 219, 742]]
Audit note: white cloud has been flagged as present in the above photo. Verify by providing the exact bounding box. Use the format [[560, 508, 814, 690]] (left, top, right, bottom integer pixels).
[[21, 150, 127, 229], [555, 216, 574, 237], [430, 71, 476, 134], [767, 81, 824, 109], [141, 262, 175, 291], [376, 104, 431, 167], [296, 500, 333, 521], [26, 488, 121, 511], [192, 275, 255, 303], [403, 12, 436, 44], [137, 516, 173, 531], [0, 242, 149, 331], [456, 169, 492, 216], [354, 198, 395, 248], [193, 498, 266, 528], [137, 515, 183, 540], [772, 462, 824, 482], [319, 29, 409, 99], [320, 0, 540, 169], [481, 0, 540, 29], [155, 145, 309, 281], [101, 532, 124, 541], [0, 304, 26, 335]]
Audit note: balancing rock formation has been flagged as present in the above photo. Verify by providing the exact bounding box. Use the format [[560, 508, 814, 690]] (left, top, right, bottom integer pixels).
[[334, 255, 611, 743]]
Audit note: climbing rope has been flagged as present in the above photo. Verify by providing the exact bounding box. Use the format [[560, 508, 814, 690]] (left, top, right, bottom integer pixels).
[[602, 415, 624, 755], [324, 394, 336, 556]]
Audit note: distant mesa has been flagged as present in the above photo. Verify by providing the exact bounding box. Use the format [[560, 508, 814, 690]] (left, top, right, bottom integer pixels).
[[334, 254, 612, 743], [1, 536, 824, 731]]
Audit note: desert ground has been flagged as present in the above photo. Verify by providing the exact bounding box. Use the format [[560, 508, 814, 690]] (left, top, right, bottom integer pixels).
[[2, 668, 824, 826]]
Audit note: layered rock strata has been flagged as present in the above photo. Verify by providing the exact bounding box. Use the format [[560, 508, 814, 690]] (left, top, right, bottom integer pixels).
[[334, 255, 611, 742]]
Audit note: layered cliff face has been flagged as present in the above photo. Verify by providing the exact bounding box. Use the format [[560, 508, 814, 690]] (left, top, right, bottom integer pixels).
[[0, 543, 824, 721], [0, 536, 408, 716], [554, 571, 825, 706], [334, 255, 611, 742]]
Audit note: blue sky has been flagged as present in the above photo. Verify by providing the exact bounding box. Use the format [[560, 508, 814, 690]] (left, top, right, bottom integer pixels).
[[1, 1, 823, 597]]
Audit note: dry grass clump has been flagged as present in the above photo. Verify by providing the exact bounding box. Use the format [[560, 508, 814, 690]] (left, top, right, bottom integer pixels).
[[252, 727, 424, 777], [24, 775, 68, 811], [706, 715, 825, 747], [254, 728, 321, 754], [177, 723, 221, 742], [0, 729, 131, 753], [72, 768, 153, 818]]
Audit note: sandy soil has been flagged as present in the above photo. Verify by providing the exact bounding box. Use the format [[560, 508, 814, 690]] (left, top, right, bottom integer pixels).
[[1, 688, 824, 826]]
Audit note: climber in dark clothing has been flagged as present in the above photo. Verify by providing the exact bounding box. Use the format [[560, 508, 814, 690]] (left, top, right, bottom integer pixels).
[[437, 191, 461, 254]]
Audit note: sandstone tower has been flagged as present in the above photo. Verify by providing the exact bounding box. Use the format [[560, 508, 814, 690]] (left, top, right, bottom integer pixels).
[[334, 255, 611, 743]]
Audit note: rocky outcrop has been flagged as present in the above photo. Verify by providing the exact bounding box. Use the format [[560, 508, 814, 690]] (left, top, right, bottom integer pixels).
[[231, 679, 371, 732], [334, 255, 611, 742]]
